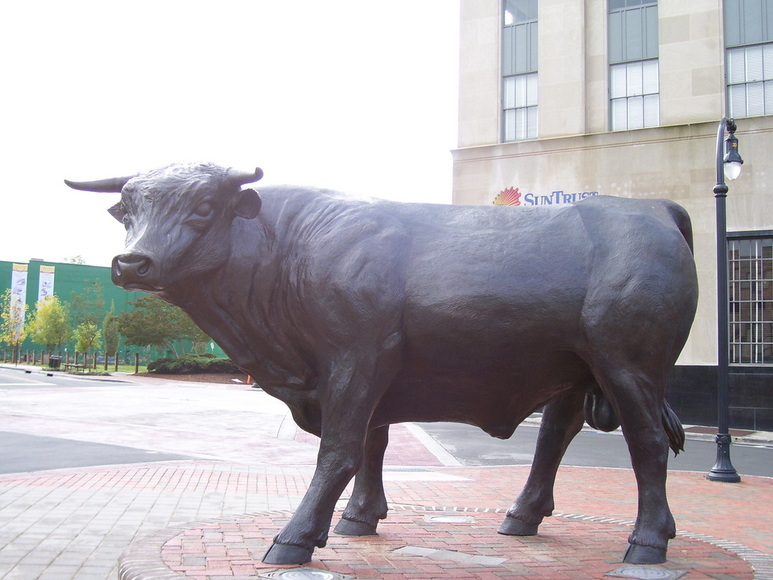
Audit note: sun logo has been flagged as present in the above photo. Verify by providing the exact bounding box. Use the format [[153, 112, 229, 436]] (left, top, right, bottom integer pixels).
[[493, 187, 521, 206]]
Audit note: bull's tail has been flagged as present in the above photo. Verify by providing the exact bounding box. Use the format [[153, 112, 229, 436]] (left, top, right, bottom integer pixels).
[[584, 392, 685, 456], [661, 199, 694, 255], [662, 400, 685, 456]]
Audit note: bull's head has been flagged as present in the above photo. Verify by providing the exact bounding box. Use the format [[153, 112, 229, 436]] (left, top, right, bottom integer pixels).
[[65, 163, 263, 293]]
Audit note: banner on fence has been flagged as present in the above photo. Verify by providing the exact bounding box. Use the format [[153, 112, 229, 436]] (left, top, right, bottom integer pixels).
[[38, 265, 55, 302], [10, 264, 28, 340]]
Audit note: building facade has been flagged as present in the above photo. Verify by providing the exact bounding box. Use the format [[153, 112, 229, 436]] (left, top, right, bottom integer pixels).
[[453, 0, 773, 429]]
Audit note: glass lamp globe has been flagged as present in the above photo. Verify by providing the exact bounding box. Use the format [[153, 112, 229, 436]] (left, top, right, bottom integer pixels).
[[724, 161, 742, 181]]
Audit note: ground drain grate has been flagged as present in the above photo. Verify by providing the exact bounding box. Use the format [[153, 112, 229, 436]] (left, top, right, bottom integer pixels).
[[605, 566, 687, 579], [259, 567, 353, 580], [394, 545, 507, 566], [425, 514, 476, 523]]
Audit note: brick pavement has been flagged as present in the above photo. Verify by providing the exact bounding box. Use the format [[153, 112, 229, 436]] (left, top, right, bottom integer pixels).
[[117, 462, 773, 580], [1, 367, 772, 579], [151, 510, 755, 579], [3, 450, 772, 578]]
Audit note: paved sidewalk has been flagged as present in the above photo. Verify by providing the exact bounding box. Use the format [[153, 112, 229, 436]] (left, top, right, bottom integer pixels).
[[1, 366, 772, 579]]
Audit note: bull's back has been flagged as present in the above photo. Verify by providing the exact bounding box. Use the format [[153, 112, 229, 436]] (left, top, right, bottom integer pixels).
[[396, 202, 593, 353], [256, 190, 695, 368], [394, 196, 695, 347], [372, 196, 696, 431]]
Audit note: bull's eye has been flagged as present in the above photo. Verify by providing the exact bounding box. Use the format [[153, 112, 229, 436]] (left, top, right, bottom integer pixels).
[[193, 202, 213, 218], [185, 201, 215, 230]]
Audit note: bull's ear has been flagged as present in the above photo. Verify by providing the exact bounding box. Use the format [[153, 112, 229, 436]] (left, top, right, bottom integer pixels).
[[108, 202, 125, 223], [233, 188, 262, 219]]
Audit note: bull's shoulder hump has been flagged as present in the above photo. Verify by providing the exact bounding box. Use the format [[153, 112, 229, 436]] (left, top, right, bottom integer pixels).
[[258, 185, 581, 243], [257, 186, 411, 258]]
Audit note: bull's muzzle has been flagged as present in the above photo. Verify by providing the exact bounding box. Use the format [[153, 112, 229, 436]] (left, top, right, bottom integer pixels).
[[112, 252, 160, 291]]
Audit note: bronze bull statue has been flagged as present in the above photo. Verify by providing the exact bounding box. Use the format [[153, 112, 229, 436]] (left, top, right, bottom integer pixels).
[[66, 162, 697, 565]]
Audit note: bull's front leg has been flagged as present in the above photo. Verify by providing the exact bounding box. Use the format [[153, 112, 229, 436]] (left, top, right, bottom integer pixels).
[[263, 427, 367, 564], [335, 424, 390, 536], [262, 349, 396, 565]]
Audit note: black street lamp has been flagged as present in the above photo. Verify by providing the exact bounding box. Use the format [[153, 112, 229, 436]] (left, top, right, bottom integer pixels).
[[707, 118, 743, 483]]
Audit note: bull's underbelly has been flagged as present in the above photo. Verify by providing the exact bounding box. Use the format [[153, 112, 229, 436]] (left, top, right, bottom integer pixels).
[[373, 349, 593, 438]]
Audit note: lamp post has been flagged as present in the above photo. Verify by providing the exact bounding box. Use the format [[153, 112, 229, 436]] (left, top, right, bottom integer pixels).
[[707, 118, 743, 483]]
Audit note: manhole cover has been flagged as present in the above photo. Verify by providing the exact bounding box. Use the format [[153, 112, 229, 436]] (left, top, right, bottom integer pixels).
[[260, 567, 353, 580], [606, 566, 686, 579], [426, 514, 476, 523]]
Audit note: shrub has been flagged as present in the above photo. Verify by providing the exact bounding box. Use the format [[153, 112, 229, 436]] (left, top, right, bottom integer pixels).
[[147, 354, 241, 374], [146, 357, 175, 373]]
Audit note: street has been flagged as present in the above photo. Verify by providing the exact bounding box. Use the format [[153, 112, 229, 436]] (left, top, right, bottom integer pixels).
[[1, 366, 771, 477], [420, 420, 773, 477]]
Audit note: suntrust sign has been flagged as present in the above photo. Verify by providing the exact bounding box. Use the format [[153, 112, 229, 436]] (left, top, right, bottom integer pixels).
[[493, 187, 599, 206]]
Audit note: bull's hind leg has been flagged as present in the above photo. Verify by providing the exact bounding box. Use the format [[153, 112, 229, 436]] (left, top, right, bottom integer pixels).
[[335, 424, 389, 536], [499, 391, 585, 536], [595, 367, 675, 565]]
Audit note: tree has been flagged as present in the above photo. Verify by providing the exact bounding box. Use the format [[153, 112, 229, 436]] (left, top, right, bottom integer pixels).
[[74, 322, 102, 353], [0, 289, 28, 357], [64, 255, 86, 265], [28, 296, 71, 352], [70, 279, 106, 328], [103, 302, 120, 355], [117, 295, 211, 357]]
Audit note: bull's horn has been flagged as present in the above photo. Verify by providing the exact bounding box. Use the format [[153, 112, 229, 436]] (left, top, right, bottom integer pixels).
[[64, 175, 135, 192], [227, 167, 263, 187]]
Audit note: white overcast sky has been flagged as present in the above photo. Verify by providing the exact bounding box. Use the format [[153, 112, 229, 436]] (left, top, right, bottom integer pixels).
[[1, 1, 460, 267]]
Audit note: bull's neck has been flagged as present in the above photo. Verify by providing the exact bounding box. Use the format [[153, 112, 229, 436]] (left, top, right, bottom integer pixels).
[[163, 215, 314, 388]]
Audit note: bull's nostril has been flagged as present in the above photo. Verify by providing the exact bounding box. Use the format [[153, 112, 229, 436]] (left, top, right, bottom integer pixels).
[[114, 253, 154, 281], [111, 253, 161, 290]]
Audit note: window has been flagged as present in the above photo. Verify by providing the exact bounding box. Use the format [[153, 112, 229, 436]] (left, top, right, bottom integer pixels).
[[608, 0, 659, 130], [729, 235, 773, 364], [727, 45, 773, 117], [503, 73, 538, 141], [502, 0, 538, 141], [725, 0, 773, 118], [610, 60, 659, 130]]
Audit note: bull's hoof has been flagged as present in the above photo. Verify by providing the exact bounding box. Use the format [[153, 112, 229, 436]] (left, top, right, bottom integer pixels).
[[498, 515, 539, 536], [623, 543, 667, 565], [262, 542, 314, 565], [334, 517, 378, 536]]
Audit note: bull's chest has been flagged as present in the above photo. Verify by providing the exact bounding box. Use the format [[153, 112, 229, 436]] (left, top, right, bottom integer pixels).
[[177, 282, 320, 391], [227, 335, 321, 435], [187, 305, 316, 390], [245, 357, 315, 390]]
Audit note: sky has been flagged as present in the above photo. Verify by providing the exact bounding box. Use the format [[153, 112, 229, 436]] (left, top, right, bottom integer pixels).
[[1, 1, 460, 267]]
